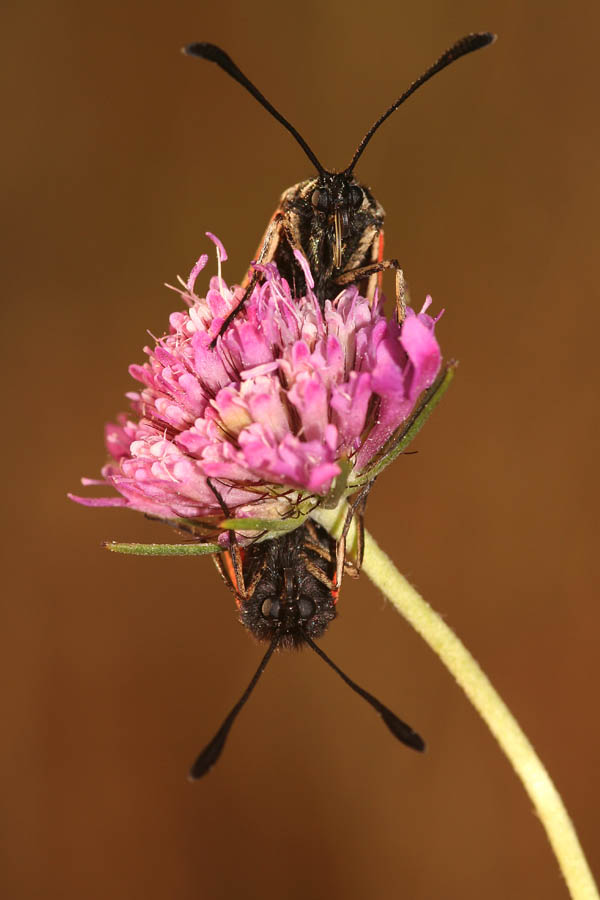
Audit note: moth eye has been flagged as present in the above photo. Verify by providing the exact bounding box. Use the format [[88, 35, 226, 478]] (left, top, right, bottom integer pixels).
[[311, 188, 331, 213], [349, 185, 363, 210], [297, 596, 315, 620], [261, 597, 281, 619]]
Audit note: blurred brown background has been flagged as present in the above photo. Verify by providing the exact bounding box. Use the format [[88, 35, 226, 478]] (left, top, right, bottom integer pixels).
[[2, 0, 599, 897]]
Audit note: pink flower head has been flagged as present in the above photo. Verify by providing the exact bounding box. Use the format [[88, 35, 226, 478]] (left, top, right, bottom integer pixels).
[[71, 238, 442, 541]]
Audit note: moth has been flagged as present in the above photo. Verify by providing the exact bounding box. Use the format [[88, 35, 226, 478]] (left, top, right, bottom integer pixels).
[[184, 32, 495, 340], [181, 33, 495, 778], [190, 481, 425, 779]]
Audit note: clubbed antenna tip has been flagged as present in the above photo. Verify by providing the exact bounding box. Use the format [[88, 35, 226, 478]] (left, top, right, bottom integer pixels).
[[183, 42, 326, 175]]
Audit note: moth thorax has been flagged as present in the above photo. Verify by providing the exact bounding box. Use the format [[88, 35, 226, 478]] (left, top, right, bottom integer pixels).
[[238, 525, 337, 649], [240, 579, 336, 649]]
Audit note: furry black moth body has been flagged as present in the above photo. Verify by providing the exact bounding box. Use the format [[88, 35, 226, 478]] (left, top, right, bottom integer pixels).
[[230, 522, 338, 649], [188, 488, 425, 780]]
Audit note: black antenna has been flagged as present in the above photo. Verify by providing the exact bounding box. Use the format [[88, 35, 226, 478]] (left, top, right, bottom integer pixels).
[[305, 636, 425, 751], [189, 636, 279, 780], [345, 32, 496, 174], [184, 43, 326, 176]]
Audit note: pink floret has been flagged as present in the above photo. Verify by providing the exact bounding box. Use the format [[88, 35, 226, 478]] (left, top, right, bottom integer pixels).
[[72, 239, 443, 531]]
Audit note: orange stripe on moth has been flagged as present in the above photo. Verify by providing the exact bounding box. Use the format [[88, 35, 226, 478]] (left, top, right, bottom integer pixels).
[[222, 550, 244, 607], [332, 570, 340, 604], [376, 229, 385, 293]]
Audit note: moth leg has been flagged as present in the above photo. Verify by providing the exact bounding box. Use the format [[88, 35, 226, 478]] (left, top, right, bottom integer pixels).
[[304, 519, 320, 543], [303, 540, 334, 563], [206, 477, 245, 595], [369, 229, 384, 305], [212, 554, 242, 603], [335, 484, 372, 586], [344, 486, 369, 578], [395, 267, 407, 324], [301, 554, 336, 592], [210, 269, 260, 349], [334, 257, 399, 286], [244, 556, 269, 600], [335, 259, 407, 323], [210, 213, 284, 347], [304, 520, 336, 562], [278, 212, 307, 263]]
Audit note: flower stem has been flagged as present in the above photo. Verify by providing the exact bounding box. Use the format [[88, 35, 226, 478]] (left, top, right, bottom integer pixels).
[[363, 530, 598, 900], [314, 507, 598, 900]]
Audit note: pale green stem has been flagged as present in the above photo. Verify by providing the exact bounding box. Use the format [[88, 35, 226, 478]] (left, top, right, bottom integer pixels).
[[315, 507, 598, 900]]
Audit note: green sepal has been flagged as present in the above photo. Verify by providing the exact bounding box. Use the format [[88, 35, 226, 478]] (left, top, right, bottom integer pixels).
[[103, 541, 222, 557], [349, 362, 457, 488], [217, 514, 307, 534], [321, 458, 352, 509]]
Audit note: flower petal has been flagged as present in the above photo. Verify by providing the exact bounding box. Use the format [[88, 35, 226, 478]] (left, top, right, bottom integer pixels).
[[73, 241, 443, 538]]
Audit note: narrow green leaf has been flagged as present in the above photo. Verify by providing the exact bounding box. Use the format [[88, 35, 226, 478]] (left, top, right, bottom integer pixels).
[[103, 541, 221, 557]]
